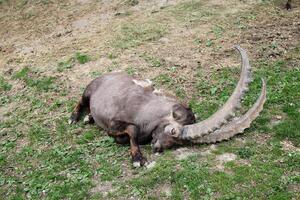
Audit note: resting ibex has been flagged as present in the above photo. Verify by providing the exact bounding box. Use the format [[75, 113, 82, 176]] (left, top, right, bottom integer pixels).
[[70, 46, 266, 167]]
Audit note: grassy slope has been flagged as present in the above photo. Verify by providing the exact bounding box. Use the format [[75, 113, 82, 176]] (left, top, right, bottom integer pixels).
[[1, 0, 299, 199]]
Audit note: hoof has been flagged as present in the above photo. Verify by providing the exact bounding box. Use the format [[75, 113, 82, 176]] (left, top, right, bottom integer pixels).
[[83, 114, 94, 124], [83, 115, 90, 124], [133, 161, 141, 168], [133, 160, 149, 168], [68, 118, 76, 125], [69, 112, 80, 125], [132, 154, 148, 168]]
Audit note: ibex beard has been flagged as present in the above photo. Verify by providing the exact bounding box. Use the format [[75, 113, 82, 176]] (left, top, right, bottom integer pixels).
[[69, 46, 266, 167]]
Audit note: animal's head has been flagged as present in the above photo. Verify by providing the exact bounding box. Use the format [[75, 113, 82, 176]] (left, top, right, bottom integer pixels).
[[152, 45, 267, 153], [152, 104, 196, 152]]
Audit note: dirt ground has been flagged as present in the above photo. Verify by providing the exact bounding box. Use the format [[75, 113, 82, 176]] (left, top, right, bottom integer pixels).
[[1, 0, 298, 89]]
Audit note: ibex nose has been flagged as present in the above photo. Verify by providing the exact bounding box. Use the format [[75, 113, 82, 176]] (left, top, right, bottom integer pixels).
[[152, 141, 163, 153]]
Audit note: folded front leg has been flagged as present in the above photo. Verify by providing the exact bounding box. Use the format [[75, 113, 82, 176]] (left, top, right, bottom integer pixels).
[[124, 124, 147, 167]]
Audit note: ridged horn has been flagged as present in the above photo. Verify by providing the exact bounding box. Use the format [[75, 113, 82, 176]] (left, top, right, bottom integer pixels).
[[189, 79, 266, 144], [180, 45, 252, 139]]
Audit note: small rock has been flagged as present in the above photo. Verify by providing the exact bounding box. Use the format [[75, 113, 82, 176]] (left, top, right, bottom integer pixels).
[[159, 37, 170, 43]]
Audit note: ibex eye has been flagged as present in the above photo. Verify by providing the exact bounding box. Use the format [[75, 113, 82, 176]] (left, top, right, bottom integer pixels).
[[171, 128, 176, 135]]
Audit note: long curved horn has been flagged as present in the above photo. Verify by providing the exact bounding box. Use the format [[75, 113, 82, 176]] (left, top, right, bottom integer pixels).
[[189, 79, 266, 144], [181, 45, 252, 140]]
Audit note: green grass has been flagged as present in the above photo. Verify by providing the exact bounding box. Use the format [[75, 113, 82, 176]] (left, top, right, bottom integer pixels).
[[125, 66, 137, 75], [125, 0, 139, 6], [189, 58, 300, 146], [168, 0, 214, 23], [141, 53, 164, 68], [56, 52, 91, 72], [153, 73, 173, 88], [57, 59, 74, 72], [75, 52, 91, 64], [0, 76, 12, 92], [0, 0, 7, 4], [112, 22, 166, 49], [13, 67, 56, 92]]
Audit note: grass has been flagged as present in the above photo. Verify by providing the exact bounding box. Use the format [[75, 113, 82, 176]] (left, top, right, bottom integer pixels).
[[112, 22, 166, 49], [75, 52, 90, 64], [169, 0, 214, 23], [0, 76, 12, 92], [12, 67, 56, 92], [125, 0, 139, 6], [56, 52, 91, 72], [140, 53, 164, 68], [188, 59, 300, 146], [57, 59, 74, 72], [1, 1, 300, 200]]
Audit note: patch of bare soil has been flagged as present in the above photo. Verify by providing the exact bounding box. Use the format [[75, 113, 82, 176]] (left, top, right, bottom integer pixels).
[[154, 183, 172, 198], [215, 153, 237, 171], [252, 133, 272, 145], [174, 147, 197, 160], [90, 178, 114, 197], [244, 16, 300, 59], [281, 140, 300, 152], [270, 114, 286, 127], [174, 144, 217, 160]]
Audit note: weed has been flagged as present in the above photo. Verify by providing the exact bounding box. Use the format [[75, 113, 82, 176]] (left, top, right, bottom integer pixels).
[[12, 66, 30, 79], [168, 66, 178, 72], [77, 130, 96, 144], [234, 19, 247, 29], [194, 38, 202, 45], [112, 23, 166, 49], [237, 147, 254, 159], [13, 67, 56, 91], [28, 124, 50, 144], [206, 39, 214, 47], [125, 0, 139, 6], [0, 96, 10, 106], [126, 66, 136, 75], [0, 0, 7, 4], [0, 76, 12, 91], [57, 59, 74, 72], [175, 87, 186, 99], [154, 74, 173, 88], [89, 71, 102, 78], [75, 52, 90, 64], [141, 53, 163, 68], [169, 1, 213, 23], [211, 25, 224, 39], [108, 53, 117, 60]]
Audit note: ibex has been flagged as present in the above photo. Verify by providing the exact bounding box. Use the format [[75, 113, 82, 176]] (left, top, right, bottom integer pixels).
[[70, 46, 266, 167]]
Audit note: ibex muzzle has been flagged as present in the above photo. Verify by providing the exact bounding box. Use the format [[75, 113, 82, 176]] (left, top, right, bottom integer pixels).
[[70, 45, 266, 167]]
